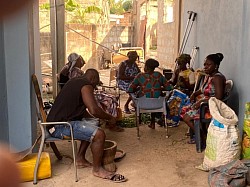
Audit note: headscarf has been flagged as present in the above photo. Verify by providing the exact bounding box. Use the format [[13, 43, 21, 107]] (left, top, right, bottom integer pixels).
[[176, 54, 191, 64], [68, 53, 83, 73]]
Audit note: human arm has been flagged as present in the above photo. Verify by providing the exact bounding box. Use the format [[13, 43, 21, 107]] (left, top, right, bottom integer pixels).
[[162, 75, 173, 91], [169, 67, 180, 85], [213, 74, 225, 100], [191, 75, 225, 109], [127, 74, 140, 93], [81, 85, 116, 124]]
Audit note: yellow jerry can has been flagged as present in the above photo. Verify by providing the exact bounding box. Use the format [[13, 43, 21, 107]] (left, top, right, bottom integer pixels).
[[17, 152, 51, 182]]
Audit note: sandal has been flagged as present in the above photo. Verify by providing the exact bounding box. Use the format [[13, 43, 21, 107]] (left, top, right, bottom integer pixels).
[[195, 164, 209, 172], [187, 138, 195, 144], [105, 173, 128, 183]]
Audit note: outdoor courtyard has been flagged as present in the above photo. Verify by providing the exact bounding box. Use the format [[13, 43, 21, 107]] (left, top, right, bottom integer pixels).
[[24, 92, 209, 187]]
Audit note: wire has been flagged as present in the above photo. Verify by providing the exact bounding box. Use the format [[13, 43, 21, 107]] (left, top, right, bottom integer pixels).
[[65, 25, 127, 57]]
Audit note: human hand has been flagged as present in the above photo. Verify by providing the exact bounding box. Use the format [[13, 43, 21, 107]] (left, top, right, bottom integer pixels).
[[190, 93, 195, 102], [107, 117, 117, 125], [192, 102, 200, 110]]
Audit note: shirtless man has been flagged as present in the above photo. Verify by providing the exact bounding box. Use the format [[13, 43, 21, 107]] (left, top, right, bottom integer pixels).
[[47, 69, 127, 182]]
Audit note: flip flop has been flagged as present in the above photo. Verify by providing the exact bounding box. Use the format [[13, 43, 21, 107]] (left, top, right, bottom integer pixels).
[[195, 164, 209, 172], [114, 149, 126, 162], [124, 109, 131, 114], [187, 138, 196, 144], [105, 173, 128, 183]]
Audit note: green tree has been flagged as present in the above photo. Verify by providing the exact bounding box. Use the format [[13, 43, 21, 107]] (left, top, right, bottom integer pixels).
[[123, 0, 132, 12], [108, 0, 124, 15], [65, 0, 104, 24]]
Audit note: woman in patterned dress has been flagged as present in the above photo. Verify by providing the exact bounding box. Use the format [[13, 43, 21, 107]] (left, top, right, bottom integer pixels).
[[128, 58, 173, 129], [166, 54, 195, 127], [117, 51, 141, 113], [181, 53, 226, 143]]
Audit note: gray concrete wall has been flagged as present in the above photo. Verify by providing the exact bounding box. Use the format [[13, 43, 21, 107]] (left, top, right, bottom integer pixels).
[[183, 0, 249, 129]]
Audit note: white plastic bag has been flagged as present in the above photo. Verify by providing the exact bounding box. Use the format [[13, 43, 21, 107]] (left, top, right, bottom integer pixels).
[[202, 97, 241, 170]]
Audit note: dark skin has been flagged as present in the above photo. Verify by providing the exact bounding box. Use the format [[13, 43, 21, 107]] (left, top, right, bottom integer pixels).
[[182, 58, 226, 131], [118, 51, 141, 111], [76, 70, 118, 179], [171, 59, 194, 95]]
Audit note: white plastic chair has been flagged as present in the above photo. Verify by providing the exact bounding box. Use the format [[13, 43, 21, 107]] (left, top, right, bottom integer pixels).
[[133, 95, 169, 139]]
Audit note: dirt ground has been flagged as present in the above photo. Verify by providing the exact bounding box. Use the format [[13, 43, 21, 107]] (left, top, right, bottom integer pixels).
[[24, 92, 210, 187]]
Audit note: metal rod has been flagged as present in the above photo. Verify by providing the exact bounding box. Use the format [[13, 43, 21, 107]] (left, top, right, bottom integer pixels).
[[181, 12, 197, 54], [179, 11, 193, 55]]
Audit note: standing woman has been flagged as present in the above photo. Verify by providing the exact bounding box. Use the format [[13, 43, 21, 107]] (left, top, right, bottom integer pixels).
[[117, 51, 141, 114], [181, 53, 226, 144]]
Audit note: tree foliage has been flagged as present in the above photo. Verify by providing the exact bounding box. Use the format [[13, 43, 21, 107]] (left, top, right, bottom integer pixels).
[[109, 0, 132, 15], [123, 1, 132, 12]]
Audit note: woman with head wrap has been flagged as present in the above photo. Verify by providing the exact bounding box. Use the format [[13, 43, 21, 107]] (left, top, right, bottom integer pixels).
[[181, 53, 226, 145], [128, 58, 173, 129], [58, 53, 124, 132], [170, 53, 195, 95], [59, 53, 85, 88], [166, 54, 195, 128]]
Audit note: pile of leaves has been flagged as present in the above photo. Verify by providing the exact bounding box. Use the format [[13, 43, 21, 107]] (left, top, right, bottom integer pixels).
[[117, 114, 151, 128]]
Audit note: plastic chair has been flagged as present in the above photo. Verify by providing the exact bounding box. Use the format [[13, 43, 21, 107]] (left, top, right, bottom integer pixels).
[[100, 67, 122, 106], [31, 74, 78, 184], [194, 79, 234, 152], [133, 95, 168, 139]]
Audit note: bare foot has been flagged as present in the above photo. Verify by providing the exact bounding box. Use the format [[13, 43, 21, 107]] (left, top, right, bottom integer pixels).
[[93, 167, 114, 179], [76, 159, 92, 168]]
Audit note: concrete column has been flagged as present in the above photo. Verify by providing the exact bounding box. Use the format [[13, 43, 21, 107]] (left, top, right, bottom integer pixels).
[[0, 1, 38, 151], [50, 0, 65, 98]]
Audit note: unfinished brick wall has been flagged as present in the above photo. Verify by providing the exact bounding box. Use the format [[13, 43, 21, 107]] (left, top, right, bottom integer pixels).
[[40, 23, 132, 70]]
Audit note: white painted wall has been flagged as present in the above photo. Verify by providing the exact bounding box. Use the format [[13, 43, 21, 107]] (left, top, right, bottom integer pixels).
[[183, 0, 250, 129]]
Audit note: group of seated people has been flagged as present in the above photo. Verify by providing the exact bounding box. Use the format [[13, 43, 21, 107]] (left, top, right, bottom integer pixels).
[[50, 50, 226, 182]]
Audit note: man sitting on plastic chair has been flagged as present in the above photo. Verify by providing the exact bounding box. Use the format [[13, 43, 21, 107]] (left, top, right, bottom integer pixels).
[[127, 58, 173, 129]]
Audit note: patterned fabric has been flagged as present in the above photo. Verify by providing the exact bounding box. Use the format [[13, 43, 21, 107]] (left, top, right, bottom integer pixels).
[[117, 60, 140, 91], [175, 69, 195, 93], [94, 90, 119, 117], [167, 90, 190, 126], [128, 71, 172, 98], [59, 66, 118, 117], [208, 159, 249, 187], [180, 73, 225, 120]]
